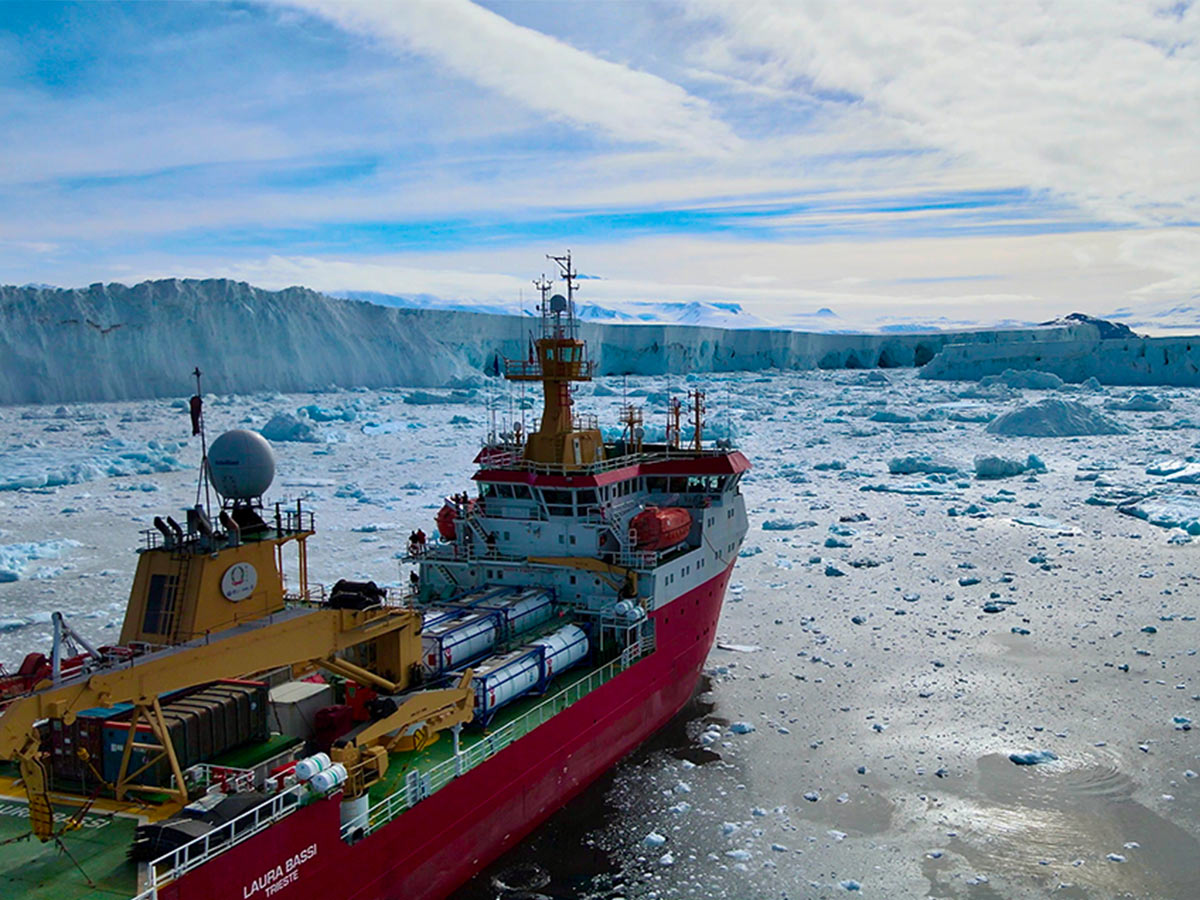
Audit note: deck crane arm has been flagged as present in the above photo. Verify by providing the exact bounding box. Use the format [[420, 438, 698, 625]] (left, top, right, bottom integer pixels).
[[0, 606, 474, 838]]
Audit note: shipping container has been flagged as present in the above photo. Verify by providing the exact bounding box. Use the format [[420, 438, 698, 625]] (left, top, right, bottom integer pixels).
[[269, 680, 334, 740], [46, 703, 133, 787], [100, 680, 268, 788]]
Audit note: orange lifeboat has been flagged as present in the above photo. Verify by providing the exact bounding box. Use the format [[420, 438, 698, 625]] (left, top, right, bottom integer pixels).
[[630, 507, 691, 550], [436, 497, 475, 541]]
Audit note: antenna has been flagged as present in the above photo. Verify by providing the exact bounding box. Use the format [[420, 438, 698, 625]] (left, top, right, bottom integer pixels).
[[191, 367, 212, 516], [689, 389, 706, 452], [547, 251, 578, 339]]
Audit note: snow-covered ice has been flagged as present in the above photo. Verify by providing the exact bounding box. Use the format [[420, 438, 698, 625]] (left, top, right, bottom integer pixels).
[[3, 363, 1200, 900]]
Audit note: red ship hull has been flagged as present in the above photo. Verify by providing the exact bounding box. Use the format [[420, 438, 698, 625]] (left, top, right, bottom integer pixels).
[[161, 561, 735, 900]]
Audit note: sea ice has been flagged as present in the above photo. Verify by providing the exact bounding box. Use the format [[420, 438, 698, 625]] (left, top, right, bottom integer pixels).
[[0, 539, 80, 582]]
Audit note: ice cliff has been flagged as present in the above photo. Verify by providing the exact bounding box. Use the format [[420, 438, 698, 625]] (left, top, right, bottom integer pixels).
[[921, 328, 1200, 387], [0, 279, 1133, 404]]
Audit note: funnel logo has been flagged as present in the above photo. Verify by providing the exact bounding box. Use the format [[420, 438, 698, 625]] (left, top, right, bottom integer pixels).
[[221, 562, 258, 602]]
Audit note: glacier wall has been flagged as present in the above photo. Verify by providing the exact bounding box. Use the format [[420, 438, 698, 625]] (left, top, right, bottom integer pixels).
[[920, 336, 1200, 386], [1, 278, 1103, 404]]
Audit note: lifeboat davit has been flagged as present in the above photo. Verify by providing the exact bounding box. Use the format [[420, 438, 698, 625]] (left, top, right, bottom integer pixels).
[[435, 497, 475, 541], [630, 507, 691, 550]]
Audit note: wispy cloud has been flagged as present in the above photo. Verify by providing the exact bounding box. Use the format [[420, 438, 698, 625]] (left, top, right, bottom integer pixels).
[[686, 0, 1200, 225], [0, 0, 1196, 328], [279, 0, 740, 155]]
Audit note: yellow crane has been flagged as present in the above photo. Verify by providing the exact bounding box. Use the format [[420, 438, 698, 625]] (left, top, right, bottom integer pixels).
[[0, 604, 473, 841]]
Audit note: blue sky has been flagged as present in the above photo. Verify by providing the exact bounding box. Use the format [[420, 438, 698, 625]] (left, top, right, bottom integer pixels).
[[1, 1, 1198, 329]]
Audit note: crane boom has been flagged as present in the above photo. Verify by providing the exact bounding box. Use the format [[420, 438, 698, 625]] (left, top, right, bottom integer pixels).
[[0, 605, 423, 759]]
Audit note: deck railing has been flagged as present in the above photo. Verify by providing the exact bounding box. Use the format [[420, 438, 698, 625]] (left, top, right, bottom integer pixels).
[[181, 762, 257, 794], [475, 443, 732, 477], [142, 784, 306, 893], [133, 637, 655, 896], [339, 633, 656, 843]]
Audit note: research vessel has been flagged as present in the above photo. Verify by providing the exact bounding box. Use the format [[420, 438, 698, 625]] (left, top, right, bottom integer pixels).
[[0, 252, 750, 900]]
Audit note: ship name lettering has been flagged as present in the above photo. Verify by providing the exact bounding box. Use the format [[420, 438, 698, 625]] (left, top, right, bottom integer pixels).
[[244, 843, 317, 898]]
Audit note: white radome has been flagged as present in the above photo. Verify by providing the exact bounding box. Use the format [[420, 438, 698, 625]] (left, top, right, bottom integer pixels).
[[207, 429, 276, 500]]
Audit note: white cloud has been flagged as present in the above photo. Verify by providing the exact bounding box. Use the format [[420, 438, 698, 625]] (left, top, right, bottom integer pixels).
[[280, 0, 739, 154], [687, 0, 1200, 225]]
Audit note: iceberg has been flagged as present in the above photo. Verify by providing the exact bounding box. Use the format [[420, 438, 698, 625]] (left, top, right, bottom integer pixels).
[[979, 369, 1065, 390], [888, 454, 959, 475], [974, 454, 1046, 478], [985, 399, 1130, 437], [260, 413, 321, 443], [1118, 493, 1200, 534], [1104, 392, 1171, 411]]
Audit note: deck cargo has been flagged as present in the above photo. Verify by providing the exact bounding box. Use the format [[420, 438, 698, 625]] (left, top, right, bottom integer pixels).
[[102, 681, 268, 787]]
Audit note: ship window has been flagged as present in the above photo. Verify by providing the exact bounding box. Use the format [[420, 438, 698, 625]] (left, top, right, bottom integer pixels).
[[647, 477, 668, 493], [577, 489, 597, 507], [668, 478, 687, 494], [479, 483, 496, 497], [512, 484, 533, 500], [496, 484, 514, 499], [570, 575, 576, 584], [543, 488, 573, 517], [142, 573, 178, 635]]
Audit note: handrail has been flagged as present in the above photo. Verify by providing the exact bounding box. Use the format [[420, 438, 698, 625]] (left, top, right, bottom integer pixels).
[[475, 443, 736, 477], [182, 763, 257, 794], [339, 633, 656, 843], [145, 784, 306, 890], [131, 636, 656, 895]]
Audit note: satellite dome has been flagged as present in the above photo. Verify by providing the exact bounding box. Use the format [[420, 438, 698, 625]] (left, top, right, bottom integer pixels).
[[207, 429, 275, 500]]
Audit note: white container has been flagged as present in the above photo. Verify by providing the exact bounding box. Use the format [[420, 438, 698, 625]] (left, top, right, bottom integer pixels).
[[421, 607, 460, 631], [472, 648, 542, 720], [294, 752, 331, 782], [534, 624, 589, 680], [421, 612, 500, 674], [270, 680, 335, 740], [308, 762, 348, 795], [493, 589, 553, 636]]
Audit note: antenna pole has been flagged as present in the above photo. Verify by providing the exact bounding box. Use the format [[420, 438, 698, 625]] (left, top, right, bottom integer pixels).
[[547, 251, 577, 339], [192, 367, 212, 516]]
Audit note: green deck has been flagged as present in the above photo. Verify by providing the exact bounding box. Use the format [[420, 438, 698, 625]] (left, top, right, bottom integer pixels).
[[210, 733, 299, 769], [0, 800, 140, 900], [366, 646, 634, 806]]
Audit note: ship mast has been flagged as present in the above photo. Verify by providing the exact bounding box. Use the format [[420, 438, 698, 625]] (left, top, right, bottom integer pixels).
[[503, 251, 602, 468]]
